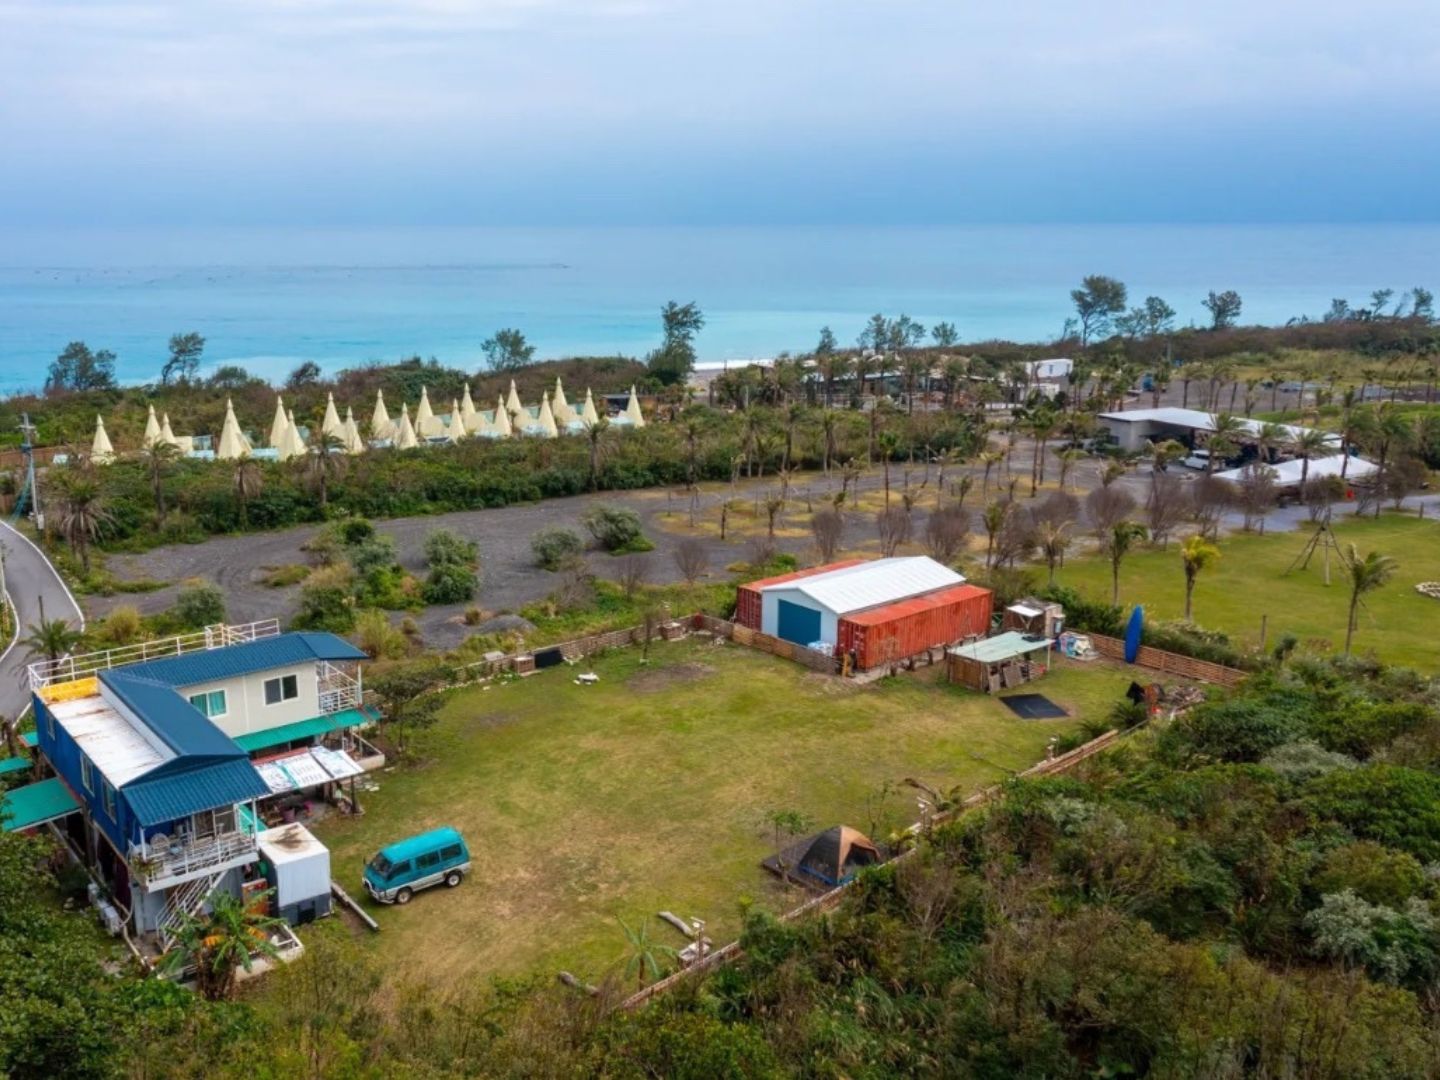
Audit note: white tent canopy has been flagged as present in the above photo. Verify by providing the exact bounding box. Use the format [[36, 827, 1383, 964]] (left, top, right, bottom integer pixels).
[[269, 395, 290, 449], [91, 415, 115, 462], [142, 405, 161, 448], [581, 388, 600, 425], [370, 390, 395, 440], [215, 399, 249, 460], [1214, 454, 1378, 488], [461, 384, 479, 432], [395, 403, 419, 450], [321, 392, 344, 438]]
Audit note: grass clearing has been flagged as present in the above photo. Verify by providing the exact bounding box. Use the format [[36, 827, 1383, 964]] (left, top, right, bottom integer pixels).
[[1052, 512, 1440, 669], [311, 639, 1136, 986]]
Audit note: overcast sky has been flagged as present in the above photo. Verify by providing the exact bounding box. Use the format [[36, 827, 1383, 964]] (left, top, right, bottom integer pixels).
[[4, 0, 1438, 225]]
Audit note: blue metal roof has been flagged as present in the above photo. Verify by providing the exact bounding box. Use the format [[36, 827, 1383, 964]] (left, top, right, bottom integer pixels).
[[377, 827, 466, 864], [124, 759, 270, 827], [116, 632, 366, 688], [97, 672, 245, 760]]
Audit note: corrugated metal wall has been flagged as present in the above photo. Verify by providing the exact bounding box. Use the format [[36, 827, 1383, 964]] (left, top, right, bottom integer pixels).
[[837, 586, 993, 671], [735, 559, 867, 631]]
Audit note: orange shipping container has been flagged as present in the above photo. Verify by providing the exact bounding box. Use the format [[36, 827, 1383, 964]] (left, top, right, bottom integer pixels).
[[734, 559, 868, 630], [837, 584, 993, 670]]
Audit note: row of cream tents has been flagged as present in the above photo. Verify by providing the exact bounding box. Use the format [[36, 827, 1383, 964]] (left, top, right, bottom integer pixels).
[[85, 378, 644, 463]]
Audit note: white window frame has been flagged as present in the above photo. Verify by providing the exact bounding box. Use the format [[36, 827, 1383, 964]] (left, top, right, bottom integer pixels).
[[263, 673, 299, 706], [102, 780, 117, 820], [187, 689, 228, 719], [79, 754, 94, 794]]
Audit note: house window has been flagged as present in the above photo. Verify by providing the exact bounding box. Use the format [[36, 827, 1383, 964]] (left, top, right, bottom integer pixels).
[[79, 754, 94, 794], [102, 781, 117, 820], [187, 690, 227, 719], [263, 674, 299, 706]]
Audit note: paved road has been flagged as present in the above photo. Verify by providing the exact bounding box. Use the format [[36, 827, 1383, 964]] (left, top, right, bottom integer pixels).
[[0, 520, 85, 722]]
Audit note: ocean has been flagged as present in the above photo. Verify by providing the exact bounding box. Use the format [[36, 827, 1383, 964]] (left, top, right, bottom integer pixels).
[[1, 224, 1437, 393]]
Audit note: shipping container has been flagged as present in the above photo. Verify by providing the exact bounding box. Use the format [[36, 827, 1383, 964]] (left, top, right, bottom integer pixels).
[[836, 584, 993, 671], [735, 558, 868, 630]]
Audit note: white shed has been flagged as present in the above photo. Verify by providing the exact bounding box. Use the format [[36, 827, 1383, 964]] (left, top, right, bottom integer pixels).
[[257, 823, 332, 925]]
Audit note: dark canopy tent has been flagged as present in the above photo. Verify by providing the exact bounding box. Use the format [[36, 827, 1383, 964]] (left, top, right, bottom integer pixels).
[[763, 825, 883, 888]]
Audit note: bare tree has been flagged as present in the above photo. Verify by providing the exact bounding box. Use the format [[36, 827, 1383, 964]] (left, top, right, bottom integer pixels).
[[553, 555, 597, 611], [1085, 484, 1136, 543], [1144, 471, 1191, 548], [615, 553, 651, 598], [875, 506, 912, 556], [1028, 491, 1078, 583], [991, 505, 1036, 568], [746, 535, 777, 568], [1190, 474, 1233, 540], [923, 505, 971, 565], [672, 539, 708, 585], [1302, 475, 1344, 523], [1233, 464, 1276, 532], [810, 508, 845, 562]]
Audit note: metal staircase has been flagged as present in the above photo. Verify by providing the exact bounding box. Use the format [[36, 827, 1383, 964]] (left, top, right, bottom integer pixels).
[[156, 869, 227, 950]]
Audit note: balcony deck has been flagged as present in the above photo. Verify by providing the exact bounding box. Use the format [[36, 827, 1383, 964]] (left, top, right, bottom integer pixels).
[[129, 830, 258, 888]]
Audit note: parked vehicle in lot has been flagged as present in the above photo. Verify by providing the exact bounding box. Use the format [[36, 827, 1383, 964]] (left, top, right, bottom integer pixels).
[[363, 827, 471, 904], [1180, 448, 1211, 471]]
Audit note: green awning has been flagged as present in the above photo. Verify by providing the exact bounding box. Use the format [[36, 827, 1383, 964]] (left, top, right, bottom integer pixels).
[[234, 708, 371, 753], [22, 732, 37, 748], [2, 778, 80, 831], [949, 631, 1052, 665], [238, 803, 259, 836], [0, 756, 32, 777]]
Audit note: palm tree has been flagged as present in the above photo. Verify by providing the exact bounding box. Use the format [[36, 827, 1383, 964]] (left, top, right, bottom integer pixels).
[[1145, 438, 1186, 473], [301, 433, 348, 510], [1179, 535, 1221, 621], [1056, 448, 1086, 492], [1035, 519, 1072, 586], [1343, 546, 1398, 656], [978, 450, 1004, 498], [981, 499, 1009, 568], [141, 441, 182, 522], [1362, 405, 1414, 517], [1287, 427, 1335, 487], [617, 917, 677, 992], [232, 457, 264, 527], [820, 410, 840, 475], [1106, 521, 1149, 604], [1204, 413, 1246, 474], [161, 888, 285, 1001], [1027, 409, 1059, 496], [53, 473, 112, 573], [1253, 422, 1289, 465], [24, 618, 82, 662], [583, 417, 612, 490], [780, 403, 806, 473]]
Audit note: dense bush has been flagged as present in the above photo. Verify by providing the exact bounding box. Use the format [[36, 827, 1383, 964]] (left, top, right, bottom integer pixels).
[[582, 505, 645, 552], [172, 580, 225, 629], [531, 527, 584, 570], [1302, 764, 1440, 861], [421, 527, 480, 604]]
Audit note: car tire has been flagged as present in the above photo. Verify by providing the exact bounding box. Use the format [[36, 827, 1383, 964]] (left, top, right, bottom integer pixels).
[[395, 887, 413, 905], [445, 870, 462, 888]]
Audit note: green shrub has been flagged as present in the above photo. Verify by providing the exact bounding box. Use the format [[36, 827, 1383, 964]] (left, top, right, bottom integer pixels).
[[423, 528, 478, 568], [337, 518, 375, 545], [531, 527, 584, 570], [172, 580, 225, 629], [261, 564, 310, 588], [582, 505, 645, 552], [423, 563, 478, 605], [1171, 695, 1307, 763], [1312, 841, 1426, 907], [1303, 764, 1440, 861]]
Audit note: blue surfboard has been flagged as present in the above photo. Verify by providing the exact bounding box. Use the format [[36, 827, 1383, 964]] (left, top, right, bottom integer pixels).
[[1124, 606, 1144, 663]]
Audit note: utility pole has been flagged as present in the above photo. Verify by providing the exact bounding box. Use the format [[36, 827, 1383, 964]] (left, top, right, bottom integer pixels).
[[18, 412, 41, 530]]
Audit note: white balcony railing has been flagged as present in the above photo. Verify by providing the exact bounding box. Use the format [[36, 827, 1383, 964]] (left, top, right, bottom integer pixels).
[[128, 830, 258, 887], [317, 661, 363, 715], [28, 620, 281, 691]]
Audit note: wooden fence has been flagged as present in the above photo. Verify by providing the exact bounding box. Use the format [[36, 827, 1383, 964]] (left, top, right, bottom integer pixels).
[[1083, 633, 1248, 688], [690, 614, 841, 673], [619, 728, 1121, 1010]]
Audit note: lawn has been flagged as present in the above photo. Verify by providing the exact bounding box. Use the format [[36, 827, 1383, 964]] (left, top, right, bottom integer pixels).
[[1052, 512, 1440, 669], [310, 639, 1137, 987]]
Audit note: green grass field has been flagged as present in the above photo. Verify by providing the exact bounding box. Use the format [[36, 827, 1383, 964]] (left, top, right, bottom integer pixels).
[[1053, 512, 1440, 669], [310, 640, 1136, 987]]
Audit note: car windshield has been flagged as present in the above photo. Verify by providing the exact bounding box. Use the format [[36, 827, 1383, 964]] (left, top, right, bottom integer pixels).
[[368, 854, 393, 878]]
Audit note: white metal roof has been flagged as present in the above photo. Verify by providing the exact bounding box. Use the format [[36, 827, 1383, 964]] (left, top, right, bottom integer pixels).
[[256, 822, 328, 866], [760, 557, 963, 615], [1214, 455, 1377, 486], [50, 694, 173, 788], [1098, 407, 1338, 446]]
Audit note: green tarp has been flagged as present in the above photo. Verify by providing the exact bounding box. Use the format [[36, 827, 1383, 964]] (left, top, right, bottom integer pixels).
[[234, 708, 370, 753], [949, 631, 1051, 665], [1, 777, 79, 831], [0, 756, 32, 776]]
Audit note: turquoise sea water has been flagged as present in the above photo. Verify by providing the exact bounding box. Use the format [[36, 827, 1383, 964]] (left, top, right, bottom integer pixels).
[[1, 225, 1437, 392]]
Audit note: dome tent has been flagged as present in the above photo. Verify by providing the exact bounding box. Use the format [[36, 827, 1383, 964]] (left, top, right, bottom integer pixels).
[[765, 824, 882, 888]]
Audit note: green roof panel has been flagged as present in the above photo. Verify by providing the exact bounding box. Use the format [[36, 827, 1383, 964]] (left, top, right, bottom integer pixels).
[[2, 777, 80, 831], [0, 756, 33, 776], [234, 708, 371, 753]]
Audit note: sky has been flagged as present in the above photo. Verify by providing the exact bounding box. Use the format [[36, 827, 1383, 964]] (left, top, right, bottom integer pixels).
[[3, 0, 1439, 225]]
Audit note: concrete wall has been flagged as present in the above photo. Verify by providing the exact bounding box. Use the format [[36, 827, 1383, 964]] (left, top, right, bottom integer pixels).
[[176, 667, 320, 741]]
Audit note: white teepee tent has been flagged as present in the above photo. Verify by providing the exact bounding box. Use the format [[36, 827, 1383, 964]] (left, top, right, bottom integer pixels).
[[536, 392, 559, 438], [395, 403, 419, 450], [322, 392, 344, 438], [581, 388, 600, 425], [446, 400, 464, 443], [370, 390, 395, 441], [624, 385, 645, 427], [493, 395, 513, 437], [342, 406, 366, 454], [552, 377, 573, 424], [269, 395, 290, 449], [215, 399, 249, 460], [415, 386, 444, 438], [461, 384, 479, 432], [91, 415, 115, 463], [143, 405, 161, 448], [505, 379, 523, 418], [277, 410, 307, 461]]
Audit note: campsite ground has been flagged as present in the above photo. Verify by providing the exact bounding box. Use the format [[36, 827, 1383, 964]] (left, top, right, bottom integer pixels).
[[310, 638, 1136, 987], [1052, 511, 1440, 669]]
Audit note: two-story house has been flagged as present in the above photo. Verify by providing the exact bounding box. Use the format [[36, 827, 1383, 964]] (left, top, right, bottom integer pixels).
[[29, 625, 370, 950]]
